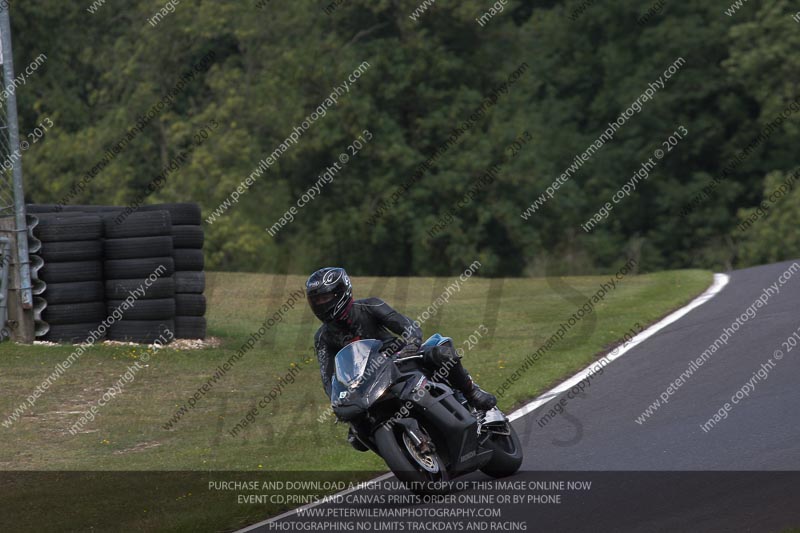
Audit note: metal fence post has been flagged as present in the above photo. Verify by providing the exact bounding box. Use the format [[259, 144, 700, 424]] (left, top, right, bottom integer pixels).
[[0, 7, 33, 313]]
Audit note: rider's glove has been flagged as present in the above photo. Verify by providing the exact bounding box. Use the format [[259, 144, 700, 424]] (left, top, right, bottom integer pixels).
[[397, 343, 421, 358]]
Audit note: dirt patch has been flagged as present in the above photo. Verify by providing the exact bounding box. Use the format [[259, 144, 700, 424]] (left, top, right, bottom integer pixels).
[[113, 441, 162, 455], [33, 337, 223, 350]]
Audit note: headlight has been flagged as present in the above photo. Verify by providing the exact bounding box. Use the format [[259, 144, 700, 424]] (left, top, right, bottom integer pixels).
[[364, 366, 393, 405], [369, 380, 391, 401]]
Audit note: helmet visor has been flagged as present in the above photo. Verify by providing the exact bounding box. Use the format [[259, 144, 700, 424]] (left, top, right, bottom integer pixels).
[[309, 292, 337, 306]]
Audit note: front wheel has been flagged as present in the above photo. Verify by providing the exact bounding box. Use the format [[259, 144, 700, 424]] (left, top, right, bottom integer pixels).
[[480, 424, 523, 478], [374, 422, 449, 495]]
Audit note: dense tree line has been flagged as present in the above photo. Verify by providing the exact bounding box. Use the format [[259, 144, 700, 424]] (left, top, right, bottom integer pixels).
[[9, 0, 800, 276]]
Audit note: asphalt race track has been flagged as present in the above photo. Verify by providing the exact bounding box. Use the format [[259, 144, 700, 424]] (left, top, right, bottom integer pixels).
[[243, 260, 800, 533]]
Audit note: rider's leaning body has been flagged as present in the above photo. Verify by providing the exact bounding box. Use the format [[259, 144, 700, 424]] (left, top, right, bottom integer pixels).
[[306, 267, 497, 412]]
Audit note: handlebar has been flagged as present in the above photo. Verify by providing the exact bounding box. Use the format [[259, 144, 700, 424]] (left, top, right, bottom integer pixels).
[[393, 352, 424, 362]]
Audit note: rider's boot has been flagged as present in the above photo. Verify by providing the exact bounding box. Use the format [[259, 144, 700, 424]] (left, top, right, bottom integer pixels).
[[448, 362, 497, 411]]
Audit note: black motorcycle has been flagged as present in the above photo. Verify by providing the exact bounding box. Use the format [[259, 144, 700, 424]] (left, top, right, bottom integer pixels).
[[331, 335, 523, 493]]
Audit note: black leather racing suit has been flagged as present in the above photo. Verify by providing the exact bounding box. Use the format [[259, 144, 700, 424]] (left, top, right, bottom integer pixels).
[[314, 297, 422, 398]]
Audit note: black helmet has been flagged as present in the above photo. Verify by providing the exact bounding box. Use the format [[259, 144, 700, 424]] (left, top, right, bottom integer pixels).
[[306, 267, 353, 322]]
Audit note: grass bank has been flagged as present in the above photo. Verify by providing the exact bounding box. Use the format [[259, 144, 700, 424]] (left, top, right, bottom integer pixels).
[[0, 268, 712, 531]]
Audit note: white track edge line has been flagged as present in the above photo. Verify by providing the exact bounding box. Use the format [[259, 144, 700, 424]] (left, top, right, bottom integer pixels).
[[238, 272, 730, 531], [237, 473, 395, 532], [507, 272, 730, 421]]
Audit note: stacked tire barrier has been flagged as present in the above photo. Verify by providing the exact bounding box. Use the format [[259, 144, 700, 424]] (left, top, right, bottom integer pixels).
[[140, 204, 207, 339], [34, 214, 107, 343], [26, 202, 207, 345], [103, 211, 176, 344]]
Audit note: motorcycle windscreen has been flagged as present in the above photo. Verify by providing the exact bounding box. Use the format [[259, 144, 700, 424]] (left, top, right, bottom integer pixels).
[[331, 361, 393, 419], [334, 339, 383, 387]]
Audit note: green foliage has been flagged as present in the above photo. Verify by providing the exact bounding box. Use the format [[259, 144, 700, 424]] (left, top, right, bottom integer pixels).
[[8, 0, 798, 275], [734, 169, 800, 265]]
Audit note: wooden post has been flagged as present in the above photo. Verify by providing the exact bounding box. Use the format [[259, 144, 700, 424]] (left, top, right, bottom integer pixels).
[[0, 216, 34, 343]]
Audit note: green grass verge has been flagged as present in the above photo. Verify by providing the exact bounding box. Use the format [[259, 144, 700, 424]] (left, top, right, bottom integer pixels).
[[0, 269, 712, 531]]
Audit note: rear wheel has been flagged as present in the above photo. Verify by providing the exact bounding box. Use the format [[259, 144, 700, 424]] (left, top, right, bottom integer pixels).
[[479, 424, 523, 478], [373, 422, 449, 495]]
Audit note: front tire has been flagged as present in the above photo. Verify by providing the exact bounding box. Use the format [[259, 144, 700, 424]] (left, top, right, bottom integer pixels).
[[480, 424, 523, 478], [374, 423, 449, 494]]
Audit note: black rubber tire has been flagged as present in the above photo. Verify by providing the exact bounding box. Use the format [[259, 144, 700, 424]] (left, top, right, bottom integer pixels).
[[26, 204, 62, 214], [174, 271, 205, 293], [103, 211, 171, 238], [174, 316, 206, 339], [43, 281, 104, 305], [107, 319, 175, 344], [172, 225, 204, 249], [34, 216, 103, 242], [175, 294, 206, 316], [42, 322, 105, 344], [373, 423, 449, 495], [104, 257, 174, 279], [38, 240, 103, 262], [107, 298, 175, 320], [479, 424, 524, 478], [42, 302, 106, 325], [39, 261, 103, 283], [62, 205, 124, 213], [104, 236, 173, 260], [105, 277, 175, 299], [173, 249, 204, 271], [140, 203, 201, 225], [35, 212, 88, 218]]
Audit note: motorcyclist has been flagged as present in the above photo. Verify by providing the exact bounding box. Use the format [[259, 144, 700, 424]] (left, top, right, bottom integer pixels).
[[307, 267, 498, 436]]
